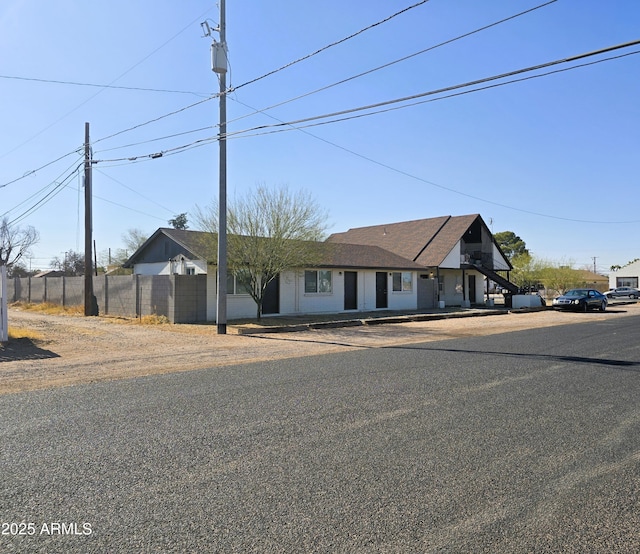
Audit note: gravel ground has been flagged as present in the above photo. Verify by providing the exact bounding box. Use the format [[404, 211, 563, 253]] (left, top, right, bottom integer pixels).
[[1, 303, 637, 394]]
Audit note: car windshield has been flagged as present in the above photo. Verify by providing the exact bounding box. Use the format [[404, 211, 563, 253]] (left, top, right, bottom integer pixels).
[[565, 289, 588, 297]]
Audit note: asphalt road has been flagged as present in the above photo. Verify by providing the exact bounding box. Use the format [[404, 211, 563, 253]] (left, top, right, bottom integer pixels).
[[1, 315, 639, 553]]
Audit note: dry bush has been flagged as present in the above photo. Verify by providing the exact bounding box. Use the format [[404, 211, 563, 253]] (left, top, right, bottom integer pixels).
[[6, 327, 44, 342], [138, 314, 170, 325], [10, 302, 83, 316]]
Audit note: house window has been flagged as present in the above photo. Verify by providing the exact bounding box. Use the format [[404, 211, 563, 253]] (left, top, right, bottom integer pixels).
[[185, 267, 196, 275], [305, 270, 332, 293], [616, 277, 638, 288], [392, 272, 413, 292], [226, 272, 252, 295]]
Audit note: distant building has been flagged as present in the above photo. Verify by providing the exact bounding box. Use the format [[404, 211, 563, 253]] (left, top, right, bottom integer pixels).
[[609, 260, 640, 290]]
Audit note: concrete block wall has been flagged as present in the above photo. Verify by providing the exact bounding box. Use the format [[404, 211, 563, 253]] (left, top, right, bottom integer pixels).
[[29, 279, 46, 303], [99, 275, 137, 317], [7, 275, 210, 324], [65, 278, 84, 306], [138, 275, 173, 319], [10, 278, 31, 302], [45, 278, 64, 304], [174, 275, 207, 323]]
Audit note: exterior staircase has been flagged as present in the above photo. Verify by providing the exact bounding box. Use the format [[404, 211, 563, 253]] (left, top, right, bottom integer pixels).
[[463, 263, 519, 294]]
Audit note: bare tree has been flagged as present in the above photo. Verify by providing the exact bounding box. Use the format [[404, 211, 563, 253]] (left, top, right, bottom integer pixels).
[[0, 217, 39, 270], [122, 228, 149, 253], [51, 250, 85, 276], [102, 228, 150, 267], [195, 184, 329, 318]]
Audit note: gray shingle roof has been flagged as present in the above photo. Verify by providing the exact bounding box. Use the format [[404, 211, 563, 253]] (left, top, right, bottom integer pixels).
[[314, 242, 425, 270], [327, 214, 481, 267], [124, 228, 424, 270], [126, 214, 492, 271], [158, 228, 210, 259]]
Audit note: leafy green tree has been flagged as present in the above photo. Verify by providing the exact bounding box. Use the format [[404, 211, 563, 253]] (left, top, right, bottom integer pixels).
[[510, 253, 544, 290], [539, 262, 587, 295], [169, 213, 188, 230], [510, 254, 594, 296], [494, 231, 528, 261], [195, 184, 329, 318]]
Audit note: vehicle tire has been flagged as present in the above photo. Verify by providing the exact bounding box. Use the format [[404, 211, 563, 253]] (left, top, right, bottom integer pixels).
[[631, 294, 637, 299], [582, 301, 589, 312], [600, 301, 606, 312]]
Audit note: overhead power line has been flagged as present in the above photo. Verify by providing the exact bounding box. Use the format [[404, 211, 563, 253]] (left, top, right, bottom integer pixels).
[[227, 0, 558, 126], [91, 40, 640, 166], [92, 1, 432, 150], [230, 49, 640, 138], [94, 168, 175, 214], [93, 95, 219, 146], [229, 40, 640, 136], [7, 160, 84, 226], [0, 5, 215, 162], [233, 0, 432, 91], [88, 42, 640, 226], [93, 0, 557, 156], [0, 74, 210, 96], [0, 147, 83, 190]]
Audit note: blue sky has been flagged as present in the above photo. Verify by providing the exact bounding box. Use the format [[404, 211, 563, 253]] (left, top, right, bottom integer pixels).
[[1, 0, 638, 273]]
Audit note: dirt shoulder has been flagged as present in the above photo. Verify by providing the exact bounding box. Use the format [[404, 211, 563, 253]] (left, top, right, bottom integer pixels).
[[1, 304, 638, 395]]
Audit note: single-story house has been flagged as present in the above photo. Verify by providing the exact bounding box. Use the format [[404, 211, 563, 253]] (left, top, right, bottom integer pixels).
[[33, 269, 65, 278], [575, 269, 609, 292], [123, 214, 514, 321], [609, 259, 640, 290]]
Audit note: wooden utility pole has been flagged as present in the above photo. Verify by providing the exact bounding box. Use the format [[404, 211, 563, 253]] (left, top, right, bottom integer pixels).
[[84, 122, 97, 316]]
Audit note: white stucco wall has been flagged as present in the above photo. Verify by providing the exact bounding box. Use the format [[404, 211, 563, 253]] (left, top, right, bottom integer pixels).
[[357, 270, 418, 312], [211, 268, 420, 320], [609, 260, 640, 288], [206, 272, 259, 321], [172, 259, 207, 275], [388, 273, 418, 310], [136, 261, 478, 321], [440, 270, 463, 306], [133, 261, 171, 275], [440, 241, 461, 269], [492, 243, 511, 271], [438, 269, 484, 306], [133, 259, 207, 276]]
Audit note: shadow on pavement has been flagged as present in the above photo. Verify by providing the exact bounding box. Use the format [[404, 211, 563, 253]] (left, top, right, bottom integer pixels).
[[0, 338, 60, 363]]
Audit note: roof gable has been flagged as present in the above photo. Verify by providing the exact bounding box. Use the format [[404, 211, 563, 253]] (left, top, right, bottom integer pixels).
[[327, 214, 485, 267], [415, 214, 480, 267], [327, 216, 450, 261], [123, 228, 209, 268], [123, 228, 422, 271], [125, 215, 506, 272]]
